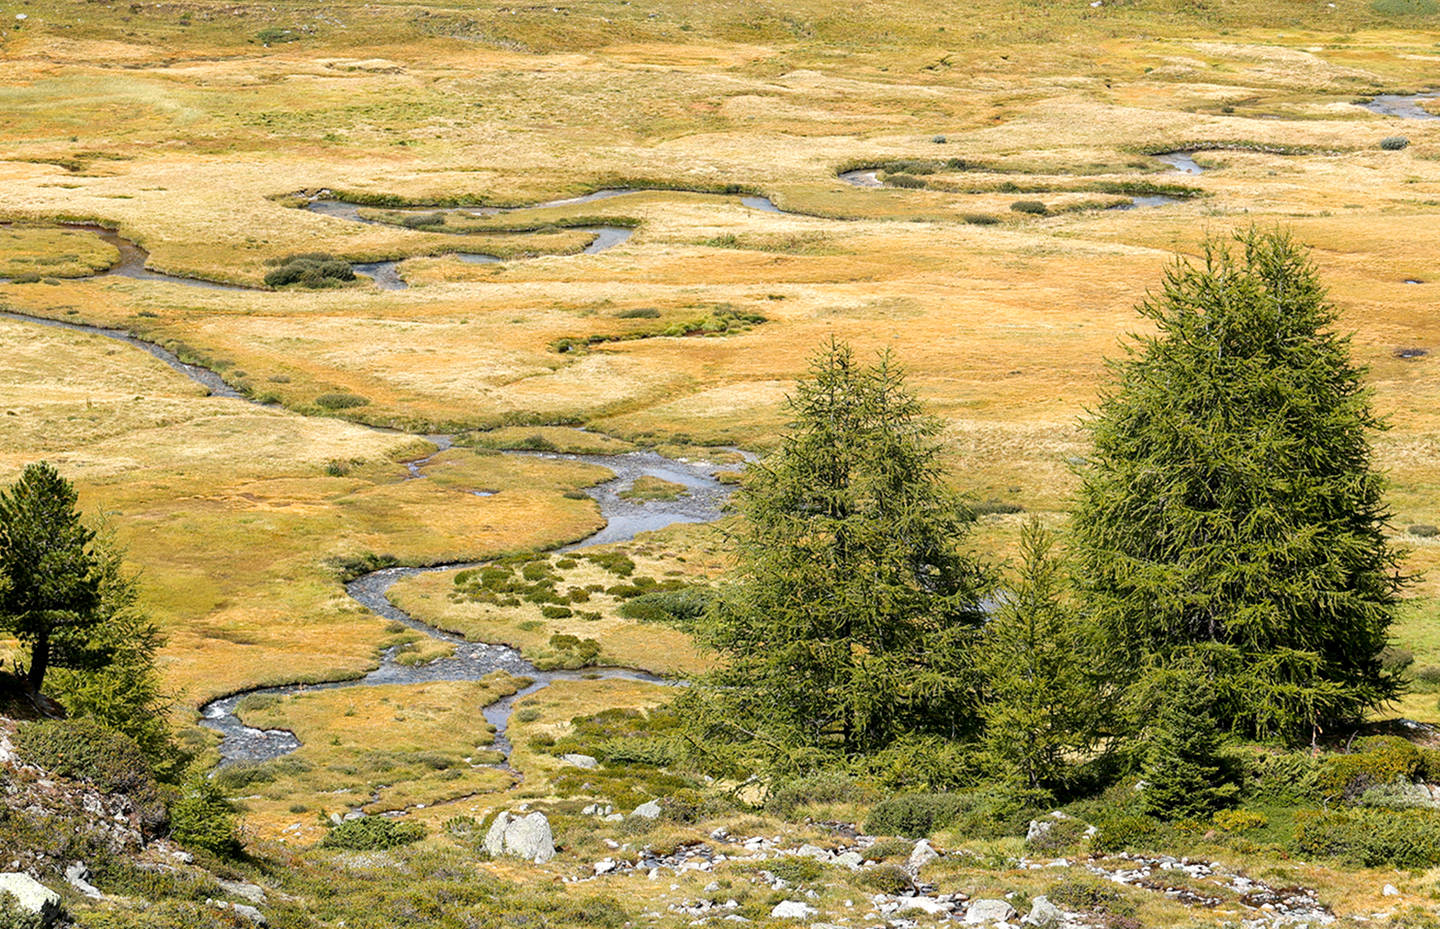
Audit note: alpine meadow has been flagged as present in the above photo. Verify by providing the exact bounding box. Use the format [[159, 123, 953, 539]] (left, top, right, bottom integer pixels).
[[6, 1, 1440, 927]]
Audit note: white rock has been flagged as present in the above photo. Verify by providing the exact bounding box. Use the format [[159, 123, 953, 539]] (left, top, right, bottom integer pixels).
[[1026, 820, 1053, 844], [1023, 895, 1062, 927], [218, 879, 266, 904], [770, 900, 817, 920], [1383, 884, 1400, 896], [594, 859, 617, 875], [630, 800, 662, 820], [562, 753, 598, 769], [793, 844, 831, 861], [908, 840, 939, 871], [483, 811, 555, 863], [64, 862, 102, 899], [964, 899, 1017, 925], [834, 851, 864, 869], [0, 873, 61, 925], [898, 897, 951, 915], [603, 813, 623, 822]]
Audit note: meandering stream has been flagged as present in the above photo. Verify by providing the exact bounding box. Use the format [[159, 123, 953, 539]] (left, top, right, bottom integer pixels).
[[1359, 92, 1440, 120], [0, 309, 738, 778]]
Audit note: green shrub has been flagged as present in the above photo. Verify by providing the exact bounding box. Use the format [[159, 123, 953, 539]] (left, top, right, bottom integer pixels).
[[764, 773, 870, 817], [1025, 817, 1089, 854], [314, 392, 369, 410], [321, 816, 426, 850], [765, 856, 825, 885], [1294, 808, 1440, 867], [169, 776, 240, 855], [1410, 524, 1439, 538], [616, 307, 661, 319], [1381, 135, 1412, 150], [1319, 735, 1421, 800], [585, 552, 635, 577], [263, 253, 354, 288], [541, 605, 573, 619], [865, 793, 967, 837], [1212, 808, 1267, 833], [14, 719, 167, 831], [1382, 646, 1415, 674], [1091, 813, 1160, 853], [971, 499, 1024, 516], [0, 892, 46, 929], [661, 788, 725, 823], [962, 213, 1000, 225], [861, 837, 914, 861], [1047, 877, 1136, 916], [618, 588, 712, 628], [1246, 749, 1322, 802], [856, 863, 912, 894], [1010, 200, 1048, 215]]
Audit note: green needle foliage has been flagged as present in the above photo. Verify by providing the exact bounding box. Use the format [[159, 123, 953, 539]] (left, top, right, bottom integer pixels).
[[0, 461, 103, 691], [1138, 671, 1238, 820], [1072, 228, 1404, 742], [977, 520, 1101, 795], [682, 340, 992, 773]]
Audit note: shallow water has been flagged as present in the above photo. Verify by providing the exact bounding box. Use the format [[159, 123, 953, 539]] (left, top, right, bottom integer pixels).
[[838, 169, 882, 188], [1155, 151, 1204, 175], [1113, 194, 1181, 210], [1360, 93, 1440, 120]]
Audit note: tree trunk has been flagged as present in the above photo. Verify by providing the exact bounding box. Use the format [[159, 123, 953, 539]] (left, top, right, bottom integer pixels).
[[28, 629, 49, 692]]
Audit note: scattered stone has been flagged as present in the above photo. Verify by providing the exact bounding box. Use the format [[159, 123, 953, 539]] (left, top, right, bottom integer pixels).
[[794, 844, 831, 861], [630, 800, 662, 820], [594, 859, 617, 875], [170, 850, 195, 865], [907, 840, 939, 871], [483, 811, 555, 863], [898, 896, 952, 915], [965, 899, 1017, 925], [833, 850, 864, 869], [1026, 819, 1053, 844], [1383, 884, 1400, 897], [0, 873, 62, 926], [603, 813, 623, 822], [771, 900, 817, 920], [561, 753, 598, 770], [211, 899, 266, 926], [1024, 895, 1062, 926]]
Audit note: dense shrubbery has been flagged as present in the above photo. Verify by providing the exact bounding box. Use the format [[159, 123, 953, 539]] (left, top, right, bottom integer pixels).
[[14, 718, 167, 832], [1380, 135, 1411, 150], [1010, 200, 1047, 214], [864, 789, 1035, 838], [321, 816, 426, 850], [263, 253, 355, 288], [1295, 808, 1440, 867], [168, 776, 240, 855], [617, 587, 712, 629], [314, 392, 369, 410]]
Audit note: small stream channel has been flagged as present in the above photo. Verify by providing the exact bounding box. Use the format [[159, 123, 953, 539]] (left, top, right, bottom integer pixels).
[[0, 309, 741, 779], [1359, 92, 1440, 120]]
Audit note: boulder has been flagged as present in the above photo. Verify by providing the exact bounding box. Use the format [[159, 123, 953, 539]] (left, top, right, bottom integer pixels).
[[64, 862, 102, 899], [1023, 895, 1062, 927], [793, 844, 831, 861], [770, 900, 817, 920], [898, 896, 952, 915], [907, 840, 939, 871], [833, 850, 864, 869], [218, 878, 267, 904], [964, 899, 1017, 925], [561, 753, 598, 770], [630, 800, 662, 820], [1383, 884, 1400, 897], [483, 811, 555, 863], [0, 873, 62, 926]]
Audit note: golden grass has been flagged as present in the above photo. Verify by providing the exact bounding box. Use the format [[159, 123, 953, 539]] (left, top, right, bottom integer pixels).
[[232, 673, 525, 839], [0, 226, 117, 279]]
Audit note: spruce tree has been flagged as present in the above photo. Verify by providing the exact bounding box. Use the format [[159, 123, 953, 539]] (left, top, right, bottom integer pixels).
[[1072, 229, 1403, 741], [1139, 673, 1237, 820], [685, 340, 992, 767], [977, 520, 1098, 794], [0, 462, 103, 691]]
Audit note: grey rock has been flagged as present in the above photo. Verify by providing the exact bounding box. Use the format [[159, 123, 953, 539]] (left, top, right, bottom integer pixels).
[[898, 896, 952, 915], [484, 811, 556, 863], [1383, 883, 1400, 897], [1024, 895, 1062, 927], [1026, 819, 1053, 844], [602, 813, 624, 822], [907, 839, 939, 871], [793, 844, 830, 861], [218, 878, 267, 904], [630, 800, 662, 820], [770, 900, 817, 919], [0, 873, 62, 926], [561, 753, 598, 769], [211, 900, 267, 926], [965, 899, 1017, 925], [0, 736, 15, 765], [833, 850, 864, 869], [64, 862, 102, 899]]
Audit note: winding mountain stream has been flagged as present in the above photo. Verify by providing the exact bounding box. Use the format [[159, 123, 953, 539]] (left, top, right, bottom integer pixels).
[[0, 309, 739, 777]]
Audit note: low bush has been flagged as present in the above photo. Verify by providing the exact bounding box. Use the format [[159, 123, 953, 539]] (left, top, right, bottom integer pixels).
[[1010, 200, 1048, 215], [1246, 749, 1323, 802], [962, 213, 1001, 225], [321, 816, 426, 850], [1380, 135, 1411, 150], [263, 253, 355, 288], [618, 588, 712, 629], [314, 392, 369, 410], [1047, 877, 1137, 916], [764, 772, 871, 817], [0, 892, 45, 929], [1091, 813, 1160, 853], [615, 307, 661, 319], [14, 719, 167, 832], [885, 173, 927, 189], [1212, 808, 1267, 833], [661, 788, 727, 823], [1410, 524, 1439, 538], [856, 863, 912, 895], [1025, 817, 1090, 854], [865, 793, 968, 837], [1319, 735, 1421, 800], [1294, 808, 1440, 867], [169, 776, 240, 855]]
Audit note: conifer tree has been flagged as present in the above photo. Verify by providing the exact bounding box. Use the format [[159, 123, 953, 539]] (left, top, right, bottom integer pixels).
[[1139, 673, 1238, 820], [977, 520, 1098, 794], [0, 462, 103, 691], [685, 340, 992, 767], [1072, 229, 1403, 740]]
